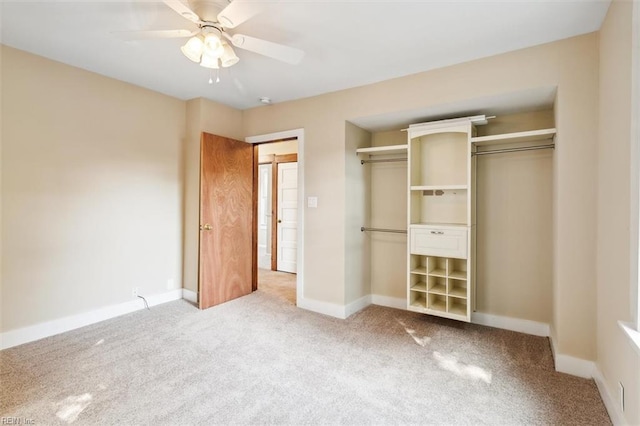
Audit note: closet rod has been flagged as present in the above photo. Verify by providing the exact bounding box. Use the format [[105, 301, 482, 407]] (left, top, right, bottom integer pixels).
[[473, 144, 555, 156], [360, 226, 407, 234], [361, 158, 407, 165]]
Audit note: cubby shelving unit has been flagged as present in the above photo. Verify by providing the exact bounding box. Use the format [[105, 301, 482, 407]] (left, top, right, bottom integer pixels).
[[408, 255, 469, 317]]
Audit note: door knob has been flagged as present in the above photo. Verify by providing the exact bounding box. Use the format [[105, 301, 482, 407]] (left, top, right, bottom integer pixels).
[[200, 223, 213, 231], [278, 220, 282, 223]]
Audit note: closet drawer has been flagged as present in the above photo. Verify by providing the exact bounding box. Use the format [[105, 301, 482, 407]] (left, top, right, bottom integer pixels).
[[410, 227, 467, 259]]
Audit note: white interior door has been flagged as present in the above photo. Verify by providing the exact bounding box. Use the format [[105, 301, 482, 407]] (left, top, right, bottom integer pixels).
[[277, 162, 298, 273], [257, 164, 272, 269]]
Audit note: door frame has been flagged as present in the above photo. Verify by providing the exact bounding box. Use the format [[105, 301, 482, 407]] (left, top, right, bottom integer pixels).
[[259, 153, 298, 271], [246, 129, 304, 306]]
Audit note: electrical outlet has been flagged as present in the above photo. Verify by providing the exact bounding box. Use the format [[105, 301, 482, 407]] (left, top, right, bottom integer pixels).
[[619, 382, 625, 412], [132, 287, 139, 298]]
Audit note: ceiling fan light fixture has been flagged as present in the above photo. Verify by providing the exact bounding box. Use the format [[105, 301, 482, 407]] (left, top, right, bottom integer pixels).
[[200, 52, 220, 69], [220, 43, 239, 68], [181, 35, 204, 62], [203, 33, 225, 58]]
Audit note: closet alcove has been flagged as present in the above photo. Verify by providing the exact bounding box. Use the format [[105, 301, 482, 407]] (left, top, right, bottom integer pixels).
[[348, 98, 555, 326]]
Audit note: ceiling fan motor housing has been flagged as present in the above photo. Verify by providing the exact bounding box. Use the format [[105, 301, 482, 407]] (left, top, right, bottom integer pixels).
[[190, 0, 228, 23], [201, 24, 223, 38]]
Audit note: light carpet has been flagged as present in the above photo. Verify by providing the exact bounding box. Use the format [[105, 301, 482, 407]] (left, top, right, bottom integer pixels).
[[1, 290, 610, 425]]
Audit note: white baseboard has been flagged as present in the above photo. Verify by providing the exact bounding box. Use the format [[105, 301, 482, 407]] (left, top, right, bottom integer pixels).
[[345, 295, 372, 318], [593, 366, 625, 426], [0, 289, 183, 350], [148, 289, 183, 306], [297, 297, 349, 319], [371, 295, 406, 310], [471, 312, 550, 337], [548, 334, 595, 379], [182, 288, 198, 304], [554, 353, 595, 379], [297, 294, 406, 319]]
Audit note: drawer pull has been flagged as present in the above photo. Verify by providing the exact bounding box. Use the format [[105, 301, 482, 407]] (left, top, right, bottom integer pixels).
[[430, 231, 444, 235]]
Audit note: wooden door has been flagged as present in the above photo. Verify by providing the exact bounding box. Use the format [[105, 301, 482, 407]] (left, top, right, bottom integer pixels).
[[276, 162, 298, 273], [199, 132, 257, 309]]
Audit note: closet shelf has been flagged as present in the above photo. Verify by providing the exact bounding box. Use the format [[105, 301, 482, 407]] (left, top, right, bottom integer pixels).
[[410, 222, 468, 229], [356, 144, 408, 155], [470, 128, 556, 147], [448, 303, 467, 316], [428, 268, 447, 277], [448, 271, 467, 280], [448, 287, 467, 298], [410, 294, 426, 309], [410, 185, 467, 191], [411, 282, 428, 292], [428, 283, 447, 295], [429, 299, 447, 312]]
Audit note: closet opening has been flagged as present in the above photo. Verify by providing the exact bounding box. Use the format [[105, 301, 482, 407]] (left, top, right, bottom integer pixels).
[[348, 87, 557, 328]]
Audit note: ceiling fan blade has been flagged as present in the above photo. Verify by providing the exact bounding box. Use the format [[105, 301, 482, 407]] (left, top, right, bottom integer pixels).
[[163, 0, 201, 24], [230, 34, 304, 65], [113, 29, 197, 41], [217, 0, 269, 29]]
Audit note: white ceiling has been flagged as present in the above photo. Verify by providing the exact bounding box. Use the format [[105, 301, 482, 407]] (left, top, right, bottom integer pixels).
[[1, 0, 610, 112]]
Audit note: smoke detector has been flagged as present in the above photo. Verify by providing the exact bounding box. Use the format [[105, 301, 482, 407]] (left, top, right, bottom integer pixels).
[[259, 97, 272, 105]]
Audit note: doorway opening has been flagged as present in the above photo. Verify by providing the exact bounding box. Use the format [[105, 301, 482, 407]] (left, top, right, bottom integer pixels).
[[255, 137, 299, 305]]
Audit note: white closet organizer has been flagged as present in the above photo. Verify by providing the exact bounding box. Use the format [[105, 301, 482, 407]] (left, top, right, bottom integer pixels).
[[406, 116, 482, 322], [357, 117, 556, 323]]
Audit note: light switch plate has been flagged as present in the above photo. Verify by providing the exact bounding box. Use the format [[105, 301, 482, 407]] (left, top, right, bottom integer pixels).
[[307, 196, 318, 208]]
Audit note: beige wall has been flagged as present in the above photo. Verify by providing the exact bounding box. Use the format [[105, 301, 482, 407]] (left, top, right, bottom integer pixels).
[[0, 45, 247, 327], [475, 111, 554, 322], [1, 46, 186, 331], [258, 140, 298, 156], [182, 98, 243, 293], [369, 130, 407, 301], [242, 34, 599, 360], [551, 39, 600, 361], [345, 122, 371, 304], [597, 0, 640, 423], [244, 104, 347, 304]]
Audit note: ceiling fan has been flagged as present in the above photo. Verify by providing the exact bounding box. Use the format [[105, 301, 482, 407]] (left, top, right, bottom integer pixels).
[[118, 0, 304, 69]]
